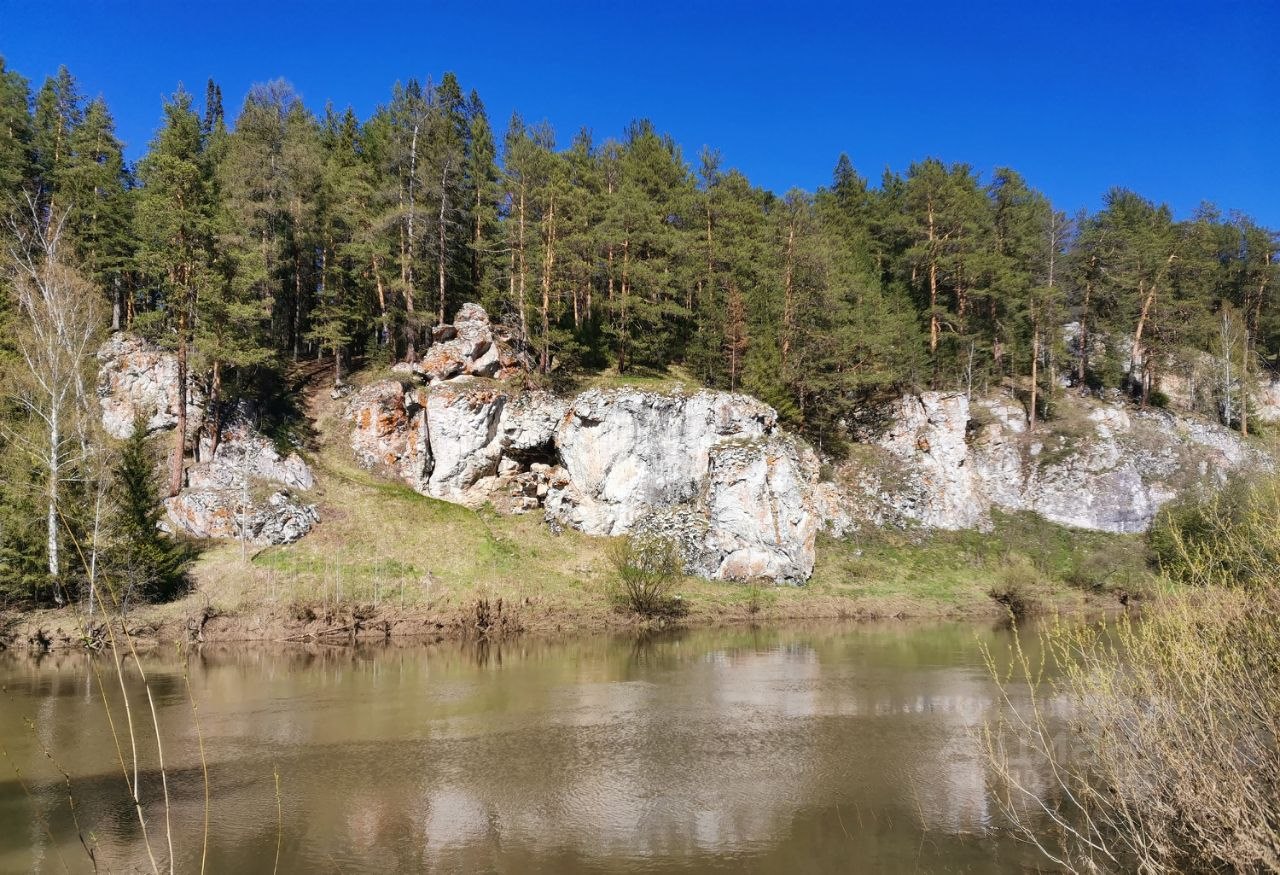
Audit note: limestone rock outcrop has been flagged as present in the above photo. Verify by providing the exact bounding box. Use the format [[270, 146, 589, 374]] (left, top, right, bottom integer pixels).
[[96, 334, 318, 545], [848, 389, 1267, 534], [348, 304, 1275, 581], [164, 488, 319, 544], [403, 303, 533, 384], [346, 381, 431, 492], [97, 333, 203, 439], [864, 393, 987, 530], [347, 365, 825, 581], [545, 389, 776, 534], [698, 436, 823, 580]]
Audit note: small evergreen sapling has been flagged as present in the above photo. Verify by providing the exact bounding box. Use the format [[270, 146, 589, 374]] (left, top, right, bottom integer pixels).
[[111, 419, 190, 605]]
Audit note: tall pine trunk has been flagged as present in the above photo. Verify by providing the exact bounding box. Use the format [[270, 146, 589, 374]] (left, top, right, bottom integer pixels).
[[170, 310, 188, 497], [927, 198, 939, 354], [437, 161, 450, 325], [781, 219, 796, 368], [540, 193, 556, 373], [1077, 275, 1092, 386]]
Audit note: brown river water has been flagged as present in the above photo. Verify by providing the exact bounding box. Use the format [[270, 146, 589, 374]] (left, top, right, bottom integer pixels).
[[0, 621, 1066, 873]]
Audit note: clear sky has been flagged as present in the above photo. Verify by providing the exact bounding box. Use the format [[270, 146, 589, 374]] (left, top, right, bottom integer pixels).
[[1, 0, 1276, 223]]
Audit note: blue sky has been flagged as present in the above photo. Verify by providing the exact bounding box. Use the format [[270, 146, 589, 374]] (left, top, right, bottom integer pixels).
[[1, 0, 1276, 223]]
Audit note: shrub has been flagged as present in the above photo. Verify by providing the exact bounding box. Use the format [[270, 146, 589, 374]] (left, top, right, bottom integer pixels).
[[987, 554, 1043, 618], [984, 584, 1280, 873], [605, 534, 686, 617], [744, 580, 778, 615], [1148, 475, 1280, 588], [1061, 547, 1119, 591]]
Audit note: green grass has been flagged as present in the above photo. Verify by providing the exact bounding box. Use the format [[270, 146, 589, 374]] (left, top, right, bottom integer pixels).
[[565, 363, 700, 394], [809, 510, 1155, 613]]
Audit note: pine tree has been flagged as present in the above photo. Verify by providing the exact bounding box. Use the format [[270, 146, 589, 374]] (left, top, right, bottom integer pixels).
[[463, 91, 500, 307], [0, 56, 35, 197], [134, 87, 217, 494], [110, 418, 189, 605], [32, 66, 83, 212], [424, 73, 468, 325], [307, 104, 373, 385], [62, 96, 133, 326]]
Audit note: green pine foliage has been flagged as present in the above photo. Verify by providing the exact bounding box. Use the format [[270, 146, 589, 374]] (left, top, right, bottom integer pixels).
[[109, 420, 190, 605], [0, 56, 1278, 604]]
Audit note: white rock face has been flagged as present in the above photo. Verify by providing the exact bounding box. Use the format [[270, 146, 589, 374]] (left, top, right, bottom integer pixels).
[[192, 423, 314, 492], [868, 393, 989, 530], [699, 437, 822, 581], [853, 389, 1267, 535], [1256, 375, 1280, 424], [424, 380, 511, 500], [164, 424, 319, 544], [97, 333, 203, 439], [347, 370, 819, 582], [547, 389, 776, 535], [165, 489, 318, 544]]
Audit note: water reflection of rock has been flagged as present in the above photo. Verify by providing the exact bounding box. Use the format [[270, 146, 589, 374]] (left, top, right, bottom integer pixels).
[[0, 622, 1071, 873]]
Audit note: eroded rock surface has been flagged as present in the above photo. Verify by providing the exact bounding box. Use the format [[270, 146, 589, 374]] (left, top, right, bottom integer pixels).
[[698, 436, 822, 581], [846, 389, 1267, 534], [546, 389, 776, 535], [165, 489, 318, 544], [97, 334, 318, 545], [346, 381, 431, 492], [349, 304, 1275, 581], [97, 333, 203, 439], [347, 365, 823, 581], [411, 303, 532, 383]]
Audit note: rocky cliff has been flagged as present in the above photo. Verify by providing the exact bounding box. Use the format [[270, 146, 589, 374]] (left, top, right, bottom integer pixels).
[[97, 333, 318, 544], [94, 306, 1274, 583], [846, 389, 1267, 535], [346, 305, 836, 582], [347, 378, 832, 582], [344, 304, 1271, 583]]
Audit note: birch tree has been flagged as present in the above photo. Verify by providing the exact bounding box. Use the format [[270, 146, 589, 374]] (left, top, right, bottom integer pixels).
[[4, 198, 101, 601]]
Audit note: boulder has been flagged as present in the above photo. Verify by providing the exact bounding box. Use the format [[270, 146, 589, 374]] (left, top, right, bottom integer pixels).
[[164, 490, 318, 545], [411, 303, 532, 384], [165, 425, 320, 544], [96, 333, 203, 439]]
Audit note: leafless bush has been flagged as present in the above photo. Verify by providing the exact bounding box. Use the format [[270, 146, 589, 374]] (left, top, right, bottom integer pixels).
[[983, 586, 1280, 873]]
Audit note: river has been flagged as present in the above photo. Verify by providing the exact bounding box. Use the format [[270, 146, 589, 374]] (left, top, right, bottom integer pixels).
[[0, 621, 1065, 873]]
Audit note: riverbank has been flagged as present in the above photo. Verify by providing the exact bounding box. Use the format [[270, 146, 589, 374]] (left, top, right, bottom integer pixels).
[[1, 505, 1145, 651], [0, 373, 1151, 651]]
